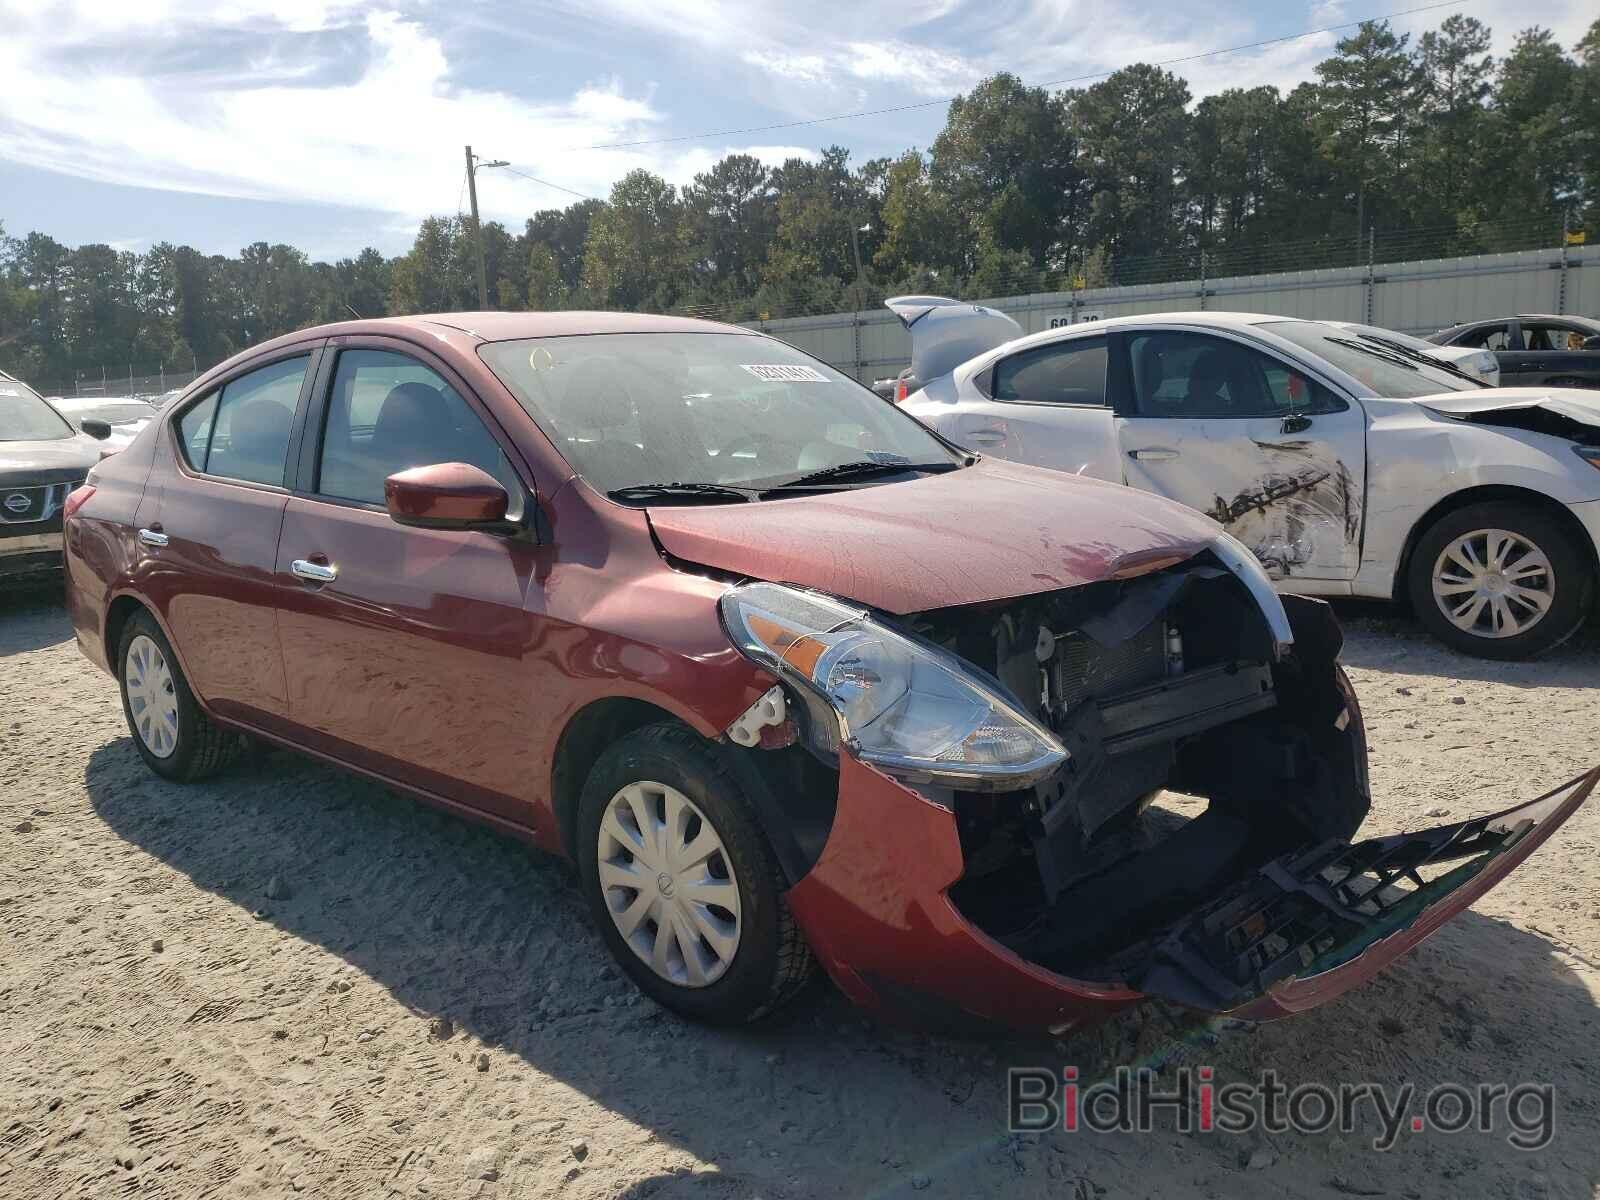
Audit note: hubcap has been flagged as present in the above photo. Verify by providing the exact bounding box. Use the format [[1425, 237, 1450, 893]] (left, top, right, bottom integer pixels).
[[125, 634, 180, 757], [1431, 528, 1555, 639], [596, 781, 742, 988]]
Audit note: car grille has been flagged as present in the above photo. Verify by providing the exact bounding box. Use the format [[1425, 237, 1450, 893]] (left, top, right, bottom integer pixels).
[[0, 481, 77, 525]]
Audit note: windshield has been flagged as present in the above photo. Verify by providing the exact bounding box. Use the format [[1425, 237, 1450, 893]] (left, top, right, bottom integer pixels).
[[479, 332, 961, 497], [1261, 321, 1483, 397], [0, 380, 74, 441]]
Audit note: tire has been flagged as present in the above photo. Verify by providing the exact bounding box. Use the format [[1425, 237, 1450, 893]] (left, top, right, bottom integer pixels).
[[116, 609, 244, 781], [1407, 502, 1593, 659], [576, 722, 814, 1025]]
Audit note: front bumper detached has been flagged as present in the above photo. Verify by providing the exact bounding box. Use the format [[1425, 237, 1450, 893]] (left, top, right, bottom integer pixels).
[[786, 756, 1596, 1033]]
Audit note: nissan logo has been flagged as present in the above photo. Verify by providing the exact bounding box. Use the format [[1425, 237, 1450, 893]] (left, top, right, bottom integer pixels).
[[3, 493, 30, 514]]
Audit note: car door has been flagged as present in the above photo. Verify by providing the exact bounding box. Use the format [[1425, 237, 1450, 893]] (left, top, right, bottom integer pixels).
[[272, 338, 546, 826], [944, 335, 1121, 480], [1515, 320, 1600, 387], [144, 346, 320, 728], [1112, 328, 1367, 583]]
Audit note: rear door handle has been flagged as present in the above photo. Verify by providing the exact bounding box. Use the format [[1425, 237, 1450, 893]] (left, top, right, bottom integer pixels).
[[137, 528, 168, 547], [966, 430, 1006, 445], [1127, 448, 1179, 462], [291, 558, 337, 584]]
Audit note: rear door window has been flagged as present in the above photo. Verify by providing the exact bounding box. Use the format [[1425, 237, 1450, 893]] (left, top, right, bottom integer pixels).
[[177, 395, 218, 469], [185, 356, 308, 486], [1461, 325, 1512, 350], [992, 338, 1108, 406]]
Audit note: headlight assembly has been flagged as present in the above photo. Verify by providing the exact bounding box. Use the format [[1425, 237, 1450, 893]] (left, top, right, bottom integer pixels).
[[718, 582, 1067, 791]]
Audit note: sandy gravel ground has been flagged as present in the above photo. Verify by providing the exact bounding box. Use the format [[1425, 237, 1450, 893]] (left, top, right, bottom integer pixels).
[[2, 585, 1599, 1200]]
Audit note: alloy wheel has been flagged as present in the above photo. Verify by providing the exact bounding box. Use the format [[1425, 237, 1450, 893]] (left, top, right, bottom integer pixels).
[[1431, 528, 1555, 639], [125, 633, 180, 757], [596, 781, 742, 988]]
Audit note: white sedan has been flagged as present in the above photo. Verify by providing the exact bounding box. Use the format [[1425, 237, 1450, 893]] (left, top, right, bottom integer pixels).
[[44, 395, 156, 449], [894, 301, 1600, 659]]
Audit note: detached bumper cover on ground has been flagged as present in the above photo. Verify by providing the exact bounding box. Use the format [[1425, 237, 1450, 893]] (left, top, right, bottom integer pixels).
[[788, 759, 1598, 1033]]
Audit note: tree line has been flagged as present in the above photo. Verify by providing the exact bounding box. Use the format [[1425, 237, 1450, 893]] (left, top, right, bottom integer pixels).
[[3, 16, 1599, 390]]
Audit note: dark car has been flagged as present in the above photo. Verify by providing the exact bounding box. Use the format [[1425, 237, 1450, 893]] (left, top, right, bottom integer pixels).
[[1429, 314, 1600, 388], [62, 311, 1595, 1033], [1, 370, 103, 584]]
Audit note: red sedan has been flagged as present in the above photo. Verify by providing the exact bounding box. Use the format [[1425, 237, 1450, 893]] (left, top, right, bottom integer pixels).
[[63, 312, 1595, 1032]]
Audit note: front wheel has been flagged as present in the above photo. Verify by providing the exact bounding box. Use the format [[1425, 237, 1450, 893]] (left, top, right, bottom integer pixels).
[[576, 723, 814, 1024], [1407, 503, 1593, 659]]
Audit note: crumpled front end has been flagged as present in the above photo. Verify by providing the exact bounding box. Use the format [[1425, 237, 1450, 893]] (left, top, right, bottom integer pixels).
[[778, 544, 1593, 1032]]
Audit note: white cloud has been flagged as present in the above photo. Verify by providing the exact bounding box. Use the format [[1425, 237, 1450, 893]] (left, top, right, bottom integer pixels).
[[4, 0, 1598, 248], [842, 41, 981, 97], [0, 5, 678, 223], [741, 50, 832, 85]]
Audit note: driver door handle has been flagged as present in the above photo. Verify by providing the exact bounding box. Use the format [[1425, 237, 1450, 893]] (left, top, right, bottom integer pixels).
[[1127, 448, 1179, 462], [291, 558, 337, 584]]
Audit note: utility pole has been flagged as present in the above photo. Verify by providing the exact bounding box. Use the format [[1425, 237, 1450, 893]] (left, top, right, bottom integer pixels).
[[463, 146, 510, 311], [465, 145, 488, 310]]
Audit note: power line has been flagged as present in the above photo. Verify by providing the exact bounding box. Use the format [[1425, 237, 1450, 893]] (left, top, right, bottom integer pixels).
[[492, 163, 600, 201], [563, 0, 1465, 153]]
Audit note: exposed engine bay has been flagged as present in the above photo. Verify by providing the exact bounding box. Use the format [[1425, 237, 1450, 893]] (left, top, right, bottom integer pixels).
[[897, 552, 1374, 1005]]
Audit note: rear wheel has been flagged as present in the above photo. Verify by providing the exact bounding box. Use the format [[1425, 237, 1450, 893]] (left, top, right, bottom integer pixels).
[[576, 723, 814, 1024], [1407, 503, 1592, 659], [117, 611, 244, 781]]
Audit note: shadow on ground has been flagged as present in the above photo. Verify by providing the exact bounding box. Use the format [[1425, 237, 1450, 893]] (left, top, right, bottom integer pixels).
[[0, 582, 72, 657], [83, 735, 1600, 1197], [1329, 598, 1600, 688]]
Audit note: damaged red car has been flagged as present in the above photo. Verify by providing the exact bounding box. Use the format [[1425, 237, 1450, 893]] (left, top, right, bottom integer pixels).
[[63, 312, 1596, 1032]]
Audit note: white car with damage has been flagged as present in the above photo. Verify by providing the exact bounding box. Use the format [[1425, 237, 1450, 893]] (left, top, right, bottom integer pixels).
[[892, 299, 1600, 658]]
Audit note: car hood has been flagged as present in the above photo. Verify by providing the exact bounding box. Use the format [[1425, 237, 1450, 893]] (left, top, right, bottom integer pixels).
[[646, 458, 1224, 613], [1412, 387, 1600, 441], [0, 435, 102, 485]]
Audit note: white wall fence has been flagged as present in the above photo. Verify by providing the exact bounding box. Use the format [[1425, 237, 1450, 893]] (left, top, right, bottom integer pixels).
[[747, 244, 1595, 382]]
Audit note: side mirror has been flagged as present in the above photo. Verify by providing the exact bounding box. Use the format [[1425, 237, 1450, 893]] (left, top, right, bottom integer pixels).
[[384, 462, 508, 530], [80, 418, 112, 440], [1582, 335, 1600, 352]]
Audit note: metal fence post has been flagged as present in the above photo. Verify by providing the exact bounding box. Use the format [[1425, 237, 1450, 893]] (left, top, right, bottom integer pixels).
[[1199, 250, 1207, 311], [1558, 213, 1569, 315], [1365, 228, 1375, 324], [853, 309, 863, 382]]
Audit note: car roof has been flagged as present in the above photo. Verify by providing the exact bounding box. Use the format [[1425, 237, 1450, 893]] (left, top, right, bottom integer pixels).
[[259, 310, 755, 347], [1446, 314, 1598, 327], [980, 310, 1296, 358]]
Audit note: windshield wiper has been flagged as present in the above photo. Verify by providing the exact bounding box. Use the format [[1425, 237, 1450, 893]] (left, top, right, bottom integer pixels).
[[1323, 336, 1422, 372], [1355, 334, 1486, 386], [607, 481, 755, 505], [759, 458, 961, 497]]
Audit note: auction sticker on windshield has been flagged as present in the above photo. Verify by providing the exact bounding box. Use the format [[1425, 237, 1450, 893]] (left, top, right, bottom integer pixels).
[[741, 364, 829, 383]]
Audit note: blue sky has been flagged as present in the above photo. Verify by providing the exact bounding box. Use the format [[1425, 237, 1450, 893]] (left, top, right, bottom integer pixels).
[[1, 0, 1594, 260]]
